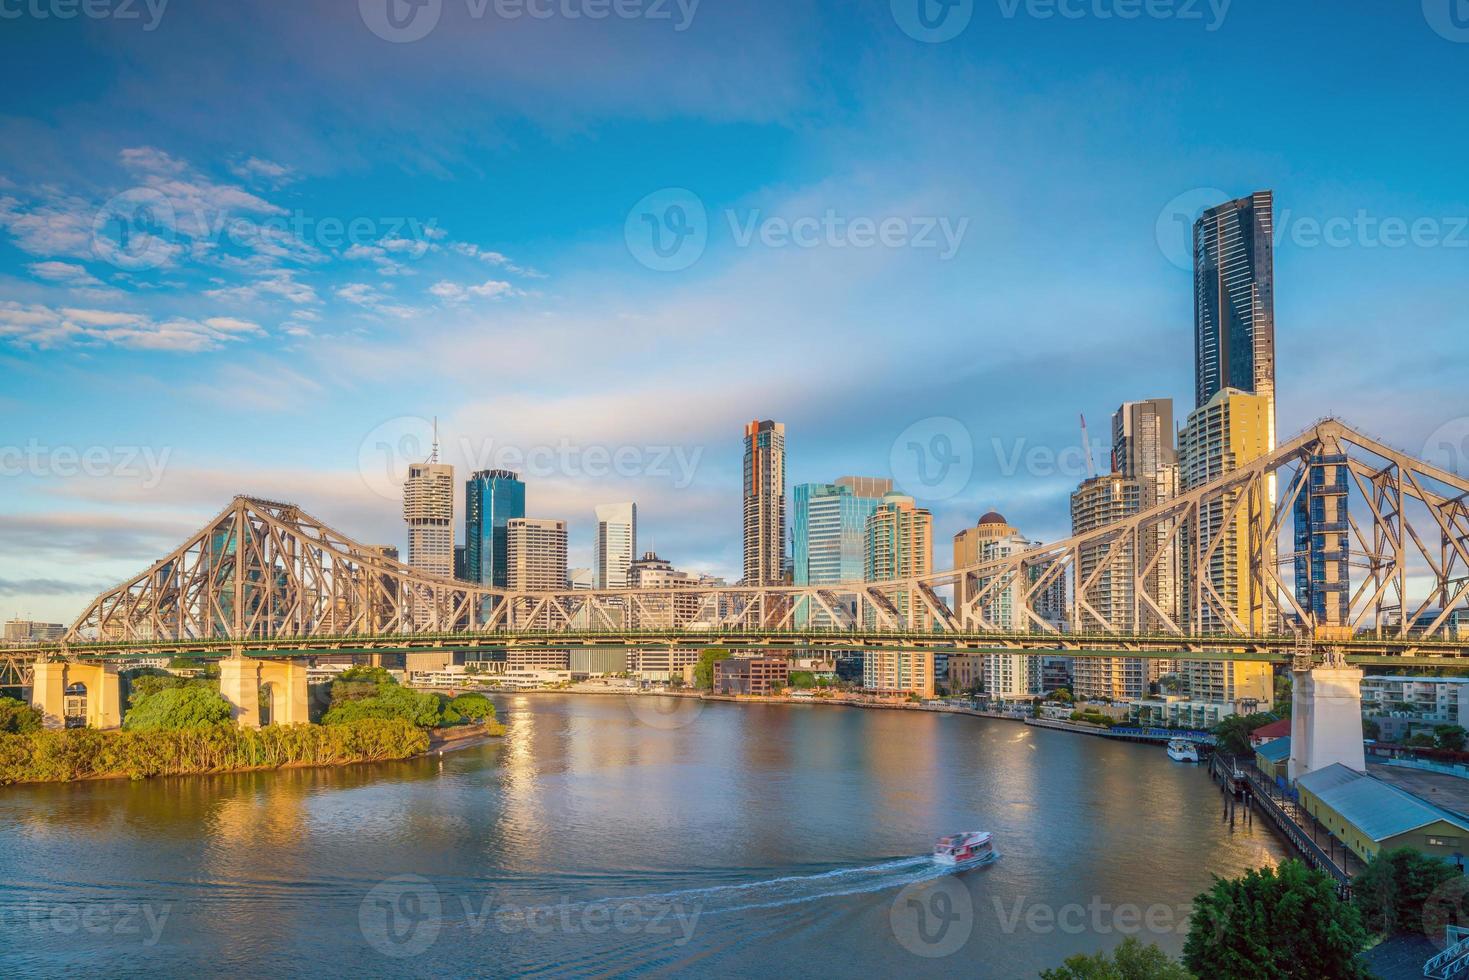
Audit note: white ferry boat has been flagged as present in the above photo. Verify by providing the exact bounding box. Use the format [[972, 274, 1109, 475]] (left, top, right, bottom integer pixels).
[[1166, 739, 1200, 763], [933, 831, 996, 868]]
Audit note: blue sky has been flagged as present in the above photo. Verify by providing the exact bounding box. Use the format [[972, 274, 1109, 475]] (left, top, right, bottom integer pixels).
[[2, 0, 1467, 622]]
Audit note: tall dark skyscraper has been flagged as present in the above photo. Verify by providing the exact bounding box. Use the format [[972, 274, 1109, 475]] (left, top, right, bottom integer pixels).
[[742, 419, 786, 585], [1193, 190, 1276, 440]]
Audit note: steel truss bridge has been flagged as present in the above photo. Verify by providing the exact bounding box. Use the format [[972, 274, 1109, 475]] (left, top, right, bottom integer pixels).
[[5, 418, 1469, 683]]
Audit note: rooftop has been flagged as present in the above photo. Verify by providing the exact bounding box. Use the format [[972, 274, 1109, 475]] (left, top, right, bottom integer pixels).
[[1297, 764, 1469, 842], [1256, 737, 1292, 764]]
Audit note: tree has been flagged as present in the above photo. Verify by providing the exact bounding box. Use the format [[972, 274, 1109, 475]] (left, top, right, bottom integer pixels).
[[693, 648, 731, 690], [321, 684, 447, 728], [1274, 674, 1293, 718], [338, 665, 394, 685], [1362, 718, 1381, 740], [1212, 712, 1279, 757], [1407, 733, 1437, 749], [1052, 688, 1074, 704], [788, 671, 816, 690], [0, 697, 42, 734], [124, 686, 234, 730], [1183, 860, 1371, 979], [1435, 725, 1468, 751], [1353, 847, 1461, 937], [1041, 937, 1193, 979], [449, 692, 494, 722]]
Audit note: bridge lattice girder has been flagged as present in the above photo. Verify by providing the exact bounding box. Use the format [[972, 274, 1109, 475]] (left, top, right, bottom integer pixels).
[[63, 419, 1469, 646]]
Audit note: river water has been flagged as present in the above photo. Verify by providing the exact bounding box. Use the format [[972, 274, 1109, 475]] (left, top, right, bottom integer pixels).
[[0, 696, 1286, 977]]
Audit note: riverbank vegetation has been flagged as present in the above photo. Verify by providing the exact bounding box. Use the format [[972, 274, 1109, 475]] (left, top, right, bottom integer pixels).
[[1040, 860, 1373, 979], [322, 667, 503, 733], [0, 718, 429, 784]]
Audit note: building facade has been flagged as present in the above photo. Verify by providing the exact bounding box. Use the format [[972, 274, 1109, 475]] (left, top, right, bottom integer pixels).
[[792, 476, 890, 626], [1113, 398, 1181, 634], [1293, 454, 1351, 629], [464, 469, 525, 588], [714, 657, 790, 696], [404, 458, 455, 578], [863, 649, 936, 699], [864, 492, 933, 629], [1069, 474, 1152, 700], [593, 502, 637, 589], [505, 518, 568, 592], [1194, 190, 1276, 445], [742, 420, 786, 585]]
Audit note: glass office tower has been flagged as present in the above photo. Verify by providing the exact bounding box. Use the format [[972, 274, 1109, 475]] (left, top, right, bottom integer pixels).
[[464, 469, 525, 588]]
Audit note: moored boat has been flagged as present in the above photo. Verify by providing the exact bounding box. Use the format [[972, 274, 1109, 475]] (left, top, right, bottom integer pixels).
[[1166, 738, 1200, 763]]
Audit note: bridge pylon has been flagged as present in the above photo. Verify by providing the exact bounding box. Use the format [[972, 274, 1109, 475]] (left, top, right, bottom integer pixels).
[[30, 660, 122, 729], [1287, 627, 1366, 782], [219, 654, 310, 728]]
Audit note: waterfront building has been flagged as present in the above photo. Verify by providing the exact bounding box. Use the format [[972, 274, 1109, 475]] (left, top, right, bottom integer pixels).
[[1128, 696, 1238, 730], [714, 657, 790, 696], [506, 649, 571, 671], [862, 649, 935, 699], [1292, 454, 1351, 628], [404, 455, 454, 579], [864, 492, 933, 629], [3, 620, 65, 643], [1194, 190, 1276, 445], [1179, 388, 1276, 709], [505, 518, 568, 592], [464, 469, 525, 588], [570, 649, 630, 676], [1040, 656, 1074, 694], [1069, 474, 1146, 700], [632, 647, 700, 683], [1296, 764, 1469, 865], [742, 420, 787, 585], [946, 653, 984, 695], [1361, 675, 1469, 742], [962, 518, 1042, 697], [593, 502, 638, 589], [792, 476, 891, 626]]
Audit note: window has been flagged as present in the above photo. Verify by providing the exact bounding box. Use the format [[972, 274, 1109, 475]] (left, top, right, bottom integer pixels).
[[1428, 836, 1461, 848]]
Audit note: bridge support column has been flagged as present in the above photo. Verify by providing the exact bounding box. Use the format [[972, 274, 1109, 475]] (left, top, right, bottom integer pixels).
[[30, 661, 122, 729], [1288, 665, 1366, 782], [219, 656, 310, 728]]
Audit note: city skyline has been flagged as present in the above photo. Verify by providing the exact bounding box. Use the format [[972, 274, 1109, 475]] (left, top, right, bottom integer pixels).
[[5, 5, 1468, 625]]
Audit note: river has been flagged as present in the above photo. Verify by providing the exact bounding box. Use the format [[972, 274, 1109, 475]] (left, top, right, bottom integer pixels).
[[0, 695, 1287, 977]]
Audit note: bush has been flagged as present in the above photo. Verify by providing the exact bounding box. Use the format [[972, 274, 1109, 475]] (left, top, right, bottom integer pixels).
[[693, 649, 731, 690], [0, 718, 430, 784], [1353, 847, 1461, 937], [321, 684, 446, 728], [1041, 937, 1193, 979], [124, 686, 234, 730], [0, 697, 42, 734]]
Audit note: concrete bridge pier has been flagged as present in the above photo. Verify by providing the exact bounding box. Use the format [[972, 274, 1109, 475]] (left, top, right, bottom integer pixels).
[[219, 655, 310, 728], [1288, 661, 1366, 782], [30, 661, 123, 729]]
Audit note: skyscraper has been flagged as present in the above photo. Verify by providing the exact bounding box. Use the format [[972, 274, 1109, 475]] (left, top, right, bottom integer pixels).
[[593, 502, 637, 589], [1292, 454, 1351, 629], [864, 491, 932, 628], [792, 476, 891, 624], [464, 469, 525, 588], [505, 518, 568, 592], [1179, 387, 1276, 709], [404, 450, 454, 579], [1194, 190, 1276, 444], [1070, 474, 1145, 699], [1113, 398, 1181, 633], [742, 419, 786, 586]]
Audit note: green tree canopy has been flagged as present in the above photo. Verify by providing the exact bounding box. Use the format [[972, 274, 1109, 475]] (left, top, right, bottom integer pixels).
[[1352, 847, 1461, 937], [1041, 937, 1194, 979], [788, 671, 816, 689], [124, 686, 234, 730], [322, 684, 447, 728], [1183, 860, 1371, 979], [693, 648, 731, 690], [1212, 712, 1280, 756], [448, 692, 494, 722], [0, 697, 42, 734], [1435, 725, 1467, 751]]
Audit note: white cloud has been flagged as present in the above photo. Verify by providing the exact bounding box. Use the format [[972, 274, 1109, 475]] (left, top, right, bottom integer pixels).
[[228, 156, 296, 185], [429, 278, 517, 303], [0, 301, 263, 353], [27, 260, 103, 286], [450, 242, 546, 278]]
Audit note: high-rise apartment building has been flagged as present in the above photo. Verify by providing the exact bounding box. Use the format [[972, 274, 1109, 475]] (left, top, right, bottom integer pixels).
[[1195, 190, 1276, 445], [977, 529, 1041, 697], [742, 420, 786, 585], [464, 469, 525, 588], [404, 454, 454, 578], [864, 492, 932, 628], [1293, 454, 1351, 629], [1113, 398, 1181, 634], [593, 502, 637, 589], [1179, 387, 1275, 709], [1070, 474, 1148, 699], [505, 518, 568, 592]]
